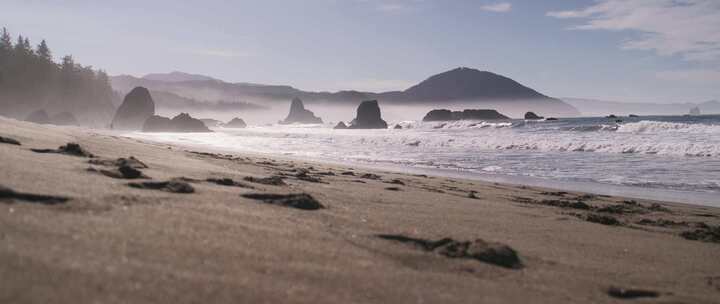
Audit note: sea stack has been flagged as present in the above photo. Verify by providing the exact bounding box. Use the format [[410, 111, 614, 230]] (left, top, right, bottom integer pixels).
[[348, 100, 388, 129], [280, 98, 322, 124], [142, 113, 211, 132], [111, 87, 155, 130], [422, 109, 509, 121], [225, 117, 247, 128], [524, 112, 543, 120], [333, 122, 348, 129], [25, 110, 51, 124]]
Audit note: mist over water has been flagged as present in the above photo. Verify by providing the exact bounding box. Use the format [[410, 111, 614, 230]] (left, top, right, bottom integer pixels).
[[126, 114, 720, 206]]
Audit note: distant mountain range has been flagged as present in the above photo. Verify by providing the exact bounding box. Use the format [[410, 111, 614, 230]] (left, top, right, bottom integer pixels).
[[111, 67, 581, 117], [562, 98, 720, 116]]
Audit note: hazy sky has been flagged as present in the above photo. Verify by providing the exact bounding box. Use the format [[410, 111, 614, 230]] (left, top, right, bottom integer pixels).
[[2, 0, 718, 103]]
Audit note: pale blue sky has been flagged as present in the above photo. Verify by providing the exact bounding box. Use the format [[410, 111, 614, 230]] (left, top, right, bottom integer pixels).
[[2, 0, 718, 103]]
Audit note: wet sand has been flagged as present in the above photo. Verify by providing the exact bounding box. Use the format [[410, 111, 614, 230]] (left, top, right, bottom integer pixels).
[[1, 117, 719, 303]]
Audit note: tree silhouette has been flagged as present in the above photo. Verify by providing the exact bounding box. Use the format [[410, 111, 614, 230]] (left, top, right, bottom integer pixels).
[[0, 27, 117, 127]]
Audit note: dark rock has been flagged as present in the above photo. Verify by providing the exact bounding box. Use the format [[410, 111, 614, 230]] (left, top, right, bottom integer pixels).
[[545, 117, 559, 121], [524, 112, 543, 120], [422, 109, 509, 121], [606, 287, 659, 299], [25, 110, 51, 124], [50, 112, 79, 126], [0, 136, 21, 146], [142, 113, 212, 132], [406, 141, 421, 147], [394, 124, 403, 129], [385, 187, 401, 191], [225, 117, 247, 128], [606, 114, 617, 119], [348, 100, 388, 129], [142, 115, 172, 132], [629, 114, 639, 118], [377, 234, 523, 269], [468, 191, 479, 199], [636, 218, 688, 227], [111, 87, 155, 130], [128, 180, 195, 193], [243, 175, 287, 186], [333, 122, 348, 129], [280, 98, 322, 124], [31, 143, 95, 158], [295, 170, 323, 183], [0, 185, 69, 205], [241, 193, 324, 210], [341, 171, 355, 176]]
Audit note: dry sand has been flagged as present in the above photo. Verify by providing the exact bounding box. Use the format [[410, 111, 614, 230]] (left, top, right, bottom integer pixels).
[[1, 117, 719, 303]]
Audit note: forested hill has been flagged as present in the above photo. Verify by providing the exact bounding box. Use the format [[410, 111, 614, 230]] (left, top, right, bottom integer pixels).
[[0, 27, 117, 127]]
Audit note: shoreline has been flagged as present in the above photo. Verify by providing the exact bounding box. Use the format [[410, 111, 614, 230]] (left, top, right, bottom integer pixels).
[[121, 129, 720, 208], [2, 117, 720, 303]]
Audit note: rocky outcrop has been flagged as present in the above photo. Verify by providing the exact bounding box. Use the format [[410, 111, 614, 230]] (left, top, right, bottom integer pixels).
[[333, 122, 348, 129], [142, 113, 211, 132], [422, 109, 509, 122], [50, 112, 79, 126], [111, 87, 155, 130], [348, 100, 388, 129], [280, 98, 322, 124], [142, 116, 173, 132], [225, 118, 247, 128], [25, 110, 51, 124], [524, 112, 543, 120]]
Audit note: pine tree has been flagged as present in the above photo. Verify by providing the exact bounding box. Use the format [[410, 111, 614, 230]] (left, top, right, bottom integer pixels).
[[0, 28, 12, 54], [37, 40, 51, 61]]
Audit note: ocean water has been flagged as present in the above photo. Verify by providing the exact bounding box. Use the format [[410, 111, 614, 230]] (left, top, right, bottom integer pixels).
[[126, 115, 720, 206]]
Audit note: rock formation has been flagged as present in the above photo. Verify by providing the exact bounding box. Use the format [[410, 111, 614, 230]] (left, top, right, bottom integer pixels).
[[333, 122, 348, 129], [348, 100, 388, 129], [280, 98, 322, 124], [225, 118, 247, 128], [25, 110, 51, 124], [524, 112, 543, 120], [422, 109, 509, 122], [142, 113, 211, 132], [111, 87, 155, 130]]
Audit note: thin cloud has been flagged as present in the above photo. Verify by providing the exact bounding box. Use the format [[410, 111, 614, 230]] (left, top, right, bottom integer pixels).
[[546, 0, 720, 62], [656, 69, 720, 84], [480, 2, 512, 13]]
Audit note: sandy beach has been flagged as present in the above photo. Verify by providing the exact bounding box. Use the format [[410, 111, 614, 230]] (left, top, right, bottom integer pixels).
[[1, 116, 719, 303]]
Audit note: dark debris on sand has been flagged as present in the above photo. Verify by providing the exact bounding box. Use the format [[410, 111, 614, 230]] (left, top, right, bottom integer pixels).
[[377, 234, 523, 269], [385, 187, 401, 191], [128, 180, 195, 193], [341, 171, 356, 176], [89, 156, 148, 169], [606, 287, 660, 299], [294, 169, 324, 183], [0, 185, 69, 205], [680, 223, 720, 243], [241, 193, 324, 210], [243, 175, 287, 186], [95, 165, 147, 179], [360, 173, 382, 180], [206, 178, 254, 189], [31, 142, 95, 158], [583, 213, 622, 226], [385, 179, 405, 185], [0, 136, 21, 145]]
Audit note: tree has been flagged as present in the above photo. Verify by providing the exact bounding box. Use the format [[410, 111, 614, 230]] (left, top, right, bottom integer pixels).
[[0, 27, 11, 54], [37, 40, 51, 61]]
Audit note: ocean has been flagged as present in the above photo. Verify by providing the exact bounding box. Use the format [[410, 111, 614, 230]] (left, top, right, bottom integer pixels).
[[127, 115, 720, 207]]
